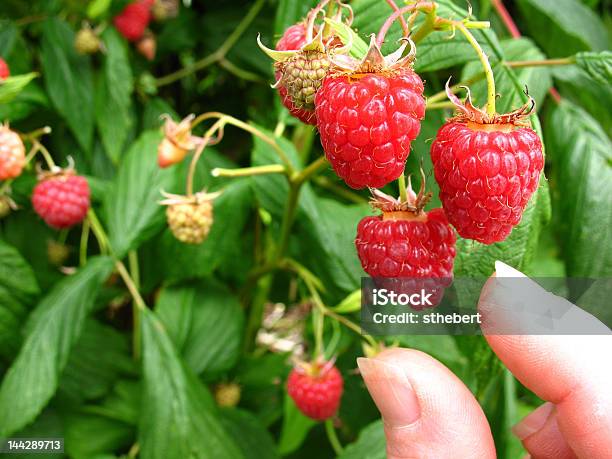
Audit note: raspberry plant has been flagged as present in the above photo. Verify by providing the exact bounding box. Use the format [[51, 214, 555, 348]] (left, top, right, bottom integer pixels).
[[0, 1, 610, 458]]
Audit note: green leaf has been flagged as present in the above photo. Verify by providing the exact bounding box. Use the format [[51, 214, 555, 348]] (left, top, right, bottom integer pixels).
[[95, 28, 134, 163], [0, 239, 39, 360], [0, 73, 37, 104], [58, 320, 136, 404], [63, 413, 134, 459], [41, 18, 94, 151], [338, 420, 385, 459], [517, 0, 609, 57], [0, 20, 18, 56], [274, 0, 316, 36], [105, 131, 180, 257], [545, 101, 612, 277], [139, 308, 243, 459], [277, 392, 316, 455], [219, 408, 279, 459], [324, 18, 368, 59], [158, 180, 252, 282], [87, 0, 113, 18], [155, 280, 245, 376], [0, 257, 113, 436], [332, 289, 361, 314], [574, 51, 612, 86]]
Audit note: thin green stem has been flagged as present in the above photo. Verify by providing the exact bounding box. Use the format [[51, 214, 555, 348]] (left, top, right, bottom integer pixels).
[[34, 141, 56, 169], [115, 260, 147, 312], [128, 251, 140, 290], [456, 22, 496, 115], [155, 0, 265, 87], [312, 176, 368, 204], [313, 307, 325, 358], [398, 173, 407, 202], [294, 156, 328, 185], [325, 419, 344, 456], [79, 218, 90, 267], [275, 184, 300, 261], [87, 209, 109, 255], [186, 119, 225, 196], [212, 164, 286, 178], [505, 57, 574, 68], [219, 58, 266, 83], [411, 4, 437, 43], [426, 101, 456, 110]]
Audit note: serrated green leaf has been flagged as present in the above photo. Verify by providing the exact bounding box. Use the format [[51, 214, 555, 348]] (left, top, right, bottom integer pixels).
[[277, 392, 316, 455], [0, 73, 37, 104], [517, 0, 609, 57], [546, 101, 612, 277], [105, 131, 180, 257], [219, 408, 279, 459], [96, 28, 134, 163], [574, 51, 612, 86], [0, 257, 113, 436], [155, 280, 245, 376], [41, 18, 94, 151], [139, 308, 243, 459], [338, 420, 385, 459]]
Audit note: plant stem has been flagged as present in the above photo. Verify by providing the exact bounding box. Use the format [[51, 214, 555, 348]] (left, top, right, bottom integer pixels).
[[294, 155, 328, 185], [491, 0, 521, 38], [426, 101, 456, 110], [212, 164, 286, 178], [312, 176, 368, 204], [456, 23, 496, 115], [155, 0, 266, 87], [219, 58, 266, 83], [79, 218, 90, 267], [34, 141, 56, 169], [186, 118, 225, 196], [398, 173, 408, 201], [313, 307, 325, 358], [505, 57, 574, 68], [325, 419, 344, 455], [275, 183, 300, 261], [377, 2, 436, 45], [128, 250, 140, 290], [411, 3, 437, 43], [87, 209, 109, 255], [426, 71, 486, 104]]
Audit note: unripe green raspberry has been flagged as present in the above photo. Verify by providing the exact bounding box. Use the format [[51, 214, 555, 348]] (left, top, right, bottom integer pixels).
[[214, 382, 241, 408], [276, 51, 331, 110], [166, 200, 213, 244], [74, 28, 101, 55], [0, 196, 12, 218]]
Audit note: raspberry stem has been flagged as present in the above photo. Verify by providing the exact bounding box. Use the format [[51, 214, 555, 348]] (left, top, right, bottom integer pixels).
[[325, 419, 343, 455], [455, 22, 496, 116], [33, 141, 56, 169], [79, 218, 90, 267], [211, 164, 286, 178], [376, 2, 436, 46], [398, 173, 408, 202]]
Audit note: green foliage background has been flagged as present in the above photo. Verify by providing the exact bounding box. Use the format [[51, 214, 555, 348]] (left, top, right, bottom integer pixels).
[[0, 0, 610, 458]]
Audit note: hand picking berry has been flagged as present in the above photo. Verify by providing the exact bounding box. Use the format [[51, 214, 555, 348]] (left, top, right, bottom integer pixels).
[[287, 359, 344, 421], [0, 124, 26, 180], [259, 1, 351, 125], [113, 0, 154, 42], [315, 36, 425, 189], [32, 167, 91, 229], [430, 82, 544, 244], [160, 190, 220, 244], [0, 58, 10, 80]]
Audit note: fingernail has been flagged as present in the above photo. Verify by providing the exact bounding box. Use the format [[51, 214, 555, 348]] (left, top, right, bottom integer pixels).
[[357, 357, 420, 426], [512, 402, 555, 440]]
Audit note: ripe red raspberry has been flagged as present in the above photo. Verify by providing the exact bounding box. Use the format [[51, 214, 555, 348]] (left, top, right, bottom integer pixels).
[[0, 125, 26, 180], [315, 37, 425, 189], [0, 58, 9, 80], [32, 171, 90, 229], [113, 0, 153, 42], [274, 24, 317, 125], [287, 360, 343, 421], [430, 85, 544, 244]]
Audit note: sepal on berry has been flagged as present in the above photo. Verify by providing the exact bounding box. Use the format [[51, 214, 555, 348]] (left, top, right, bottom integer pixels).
[[160, 190, 221, 244], [445, 78, 536, 126], [157, 114, 197, 168]]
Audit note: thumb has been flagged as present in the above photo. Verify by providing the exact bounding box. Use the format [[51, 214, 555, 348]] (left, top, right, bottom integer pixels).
[[358, 348, 496, 459]]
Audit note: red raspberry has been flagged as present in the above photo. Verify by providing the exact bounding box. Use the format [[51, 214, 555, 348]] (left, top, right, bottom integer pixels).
[[430, 85, 544, 244], [274, 24, 318, 125], [315, 37, 425, 189], [0, 58, 9, 80], [0, 125, 26, 180], [113, 0, 153, 42], [32, 172, 90, 229], [287, 360, 343, 421]]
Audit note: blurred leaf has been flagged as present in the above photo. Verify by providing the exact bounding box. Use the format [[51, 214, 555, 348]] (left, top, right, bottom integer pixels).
[[517, 0, 609, 56], [158, 180, 252, 282], [41, 18, 94, 151], [63, 413, 133, 459], [0, 240, 39, 360], [574, 50, 612, 85], [87, 0, 112, 18], [96, 28, 134, 163], [7, 409, 64, 459], [58, 320, 135, 404], [277, 392, 316, 455], [274, 0, 316, 36], [0, 257, 113, 436], [545, 101, 612, 277], [0, 81, 49, 122], [219, 408, 279, 459], [105, 131, 179, 257], [332, 289, 361, 314], [139, 308, 242, 459], [155, 280, 245, 376], [0, 20, 18, 56], [337, 420, 385, 459], [0, 73, 37, 104]]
